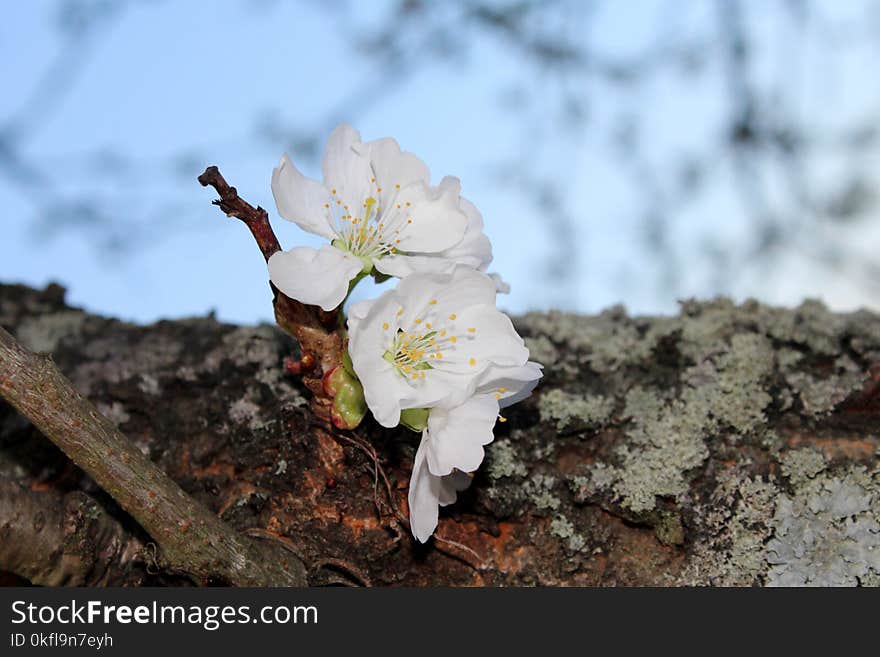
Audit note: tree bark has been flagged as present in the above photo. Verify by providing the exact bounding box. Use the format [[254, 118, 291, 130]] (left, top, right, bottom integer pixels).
[[1, 282, 879, 586]]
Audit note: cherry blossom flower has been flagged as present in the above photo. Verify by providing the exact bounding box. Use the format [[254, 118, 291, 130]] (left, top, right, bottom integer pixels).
[[346, 267, 532, 428], [268, 123, 497, 310], [345, 265, 541, 541], [407, 361, 542, 542]]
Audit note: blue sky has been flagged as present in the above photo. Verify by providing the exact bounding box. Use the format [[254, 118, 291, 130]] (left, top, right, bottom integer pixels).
[[2, 0, 879, 323]]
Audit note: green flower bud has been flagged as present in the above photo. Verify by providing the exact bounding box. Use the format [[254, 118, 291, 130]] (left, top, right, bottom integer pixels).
[[325, 365, 367, 430]]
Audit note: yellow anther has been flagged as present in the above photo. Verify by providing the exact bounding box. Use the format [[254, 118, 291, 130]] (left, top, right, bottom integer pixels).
[[420, 372, 426, 380], [430, 299, 437, 305], [469, 358, 476, 366], [450, 336, 457, 343], [324, 203, 330, 208], [405, 201, 411, 206], [495, 393, 501, 400], [498, 416, 508, 423], [397, 309, 404, 317], [371, 177, 376, 183], [395, 183, 400, 189], [377, 187, 382, 193], [414, 318, 422, 324], [467, 327, 476, 333], [407, 219, 413, 224], [412, 373, 418, 380], [396, 239, 401, 244], [498, 387, 507, 392], [440, 330, 446, 337], [449, 314, 457, 320], [436, 352, 442, 359], [426, 323, 432, 329], [331, 188, 337, 194], [383, 322, 389, 330]]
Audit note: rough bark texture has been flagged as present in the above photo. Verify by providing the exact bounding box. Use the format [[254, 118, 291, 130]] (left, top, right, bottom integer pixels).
[[2, 282, 879, 586], [0, 324, 307, 587]]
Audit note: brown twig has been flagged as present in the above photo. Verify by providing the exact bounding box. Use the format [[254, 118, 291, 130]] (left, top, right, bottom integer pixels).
[[199, 165, 344, 423], [0, 326, 308, 586], [197, 166, 280, 262]]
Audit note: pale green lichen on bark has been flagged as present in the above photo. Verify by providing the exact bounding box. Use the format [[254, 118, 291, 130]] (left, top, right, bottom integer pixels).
[[538, 389, 614, 432], [766, 466, 880, 586], [486, 438, 528, 480], [16, 311, 88, 354], [516, 295, 880, 585]]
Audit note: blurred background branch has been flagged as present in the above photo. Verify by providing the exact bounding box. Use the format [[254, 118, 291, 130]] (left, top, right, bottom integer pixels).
[[3, 0, 880, 319]]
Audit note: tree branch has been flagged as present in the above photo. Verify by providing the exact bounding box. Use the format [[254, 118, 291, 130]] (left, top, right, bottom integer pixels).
[[198, 165, 345, 424], [0, 477, 143, 586], [0, 326, 307, 586], [197, 166, 281, 262]]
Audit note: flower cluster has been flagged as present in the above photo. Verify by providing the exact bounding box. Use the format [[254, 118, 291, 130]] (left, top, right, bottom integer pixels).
[[269, 124, 541, 542]]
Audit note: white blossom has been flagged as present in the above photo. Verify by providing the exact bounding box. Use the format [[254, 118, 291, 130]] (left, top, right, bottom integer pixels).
[[345, 265, 541, 542], [347, 267, 532, 428], [408, 361, 542, 542], [268, 124, 497, 310]]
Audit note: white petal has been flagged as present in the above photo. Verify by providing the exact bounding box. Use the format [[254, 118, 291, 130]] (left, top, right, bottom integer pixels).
[[408, 437, 473, 542], [408, 438, 440, 543], [366, 137, 431, 210], [438, 195, 493, 270], [373, 253, 455, 279], [388, 177, 468, 253], [267, 245, 363, 311], [392, 267, 497, 327], [346, 297, 376, 337], [373, 194, 492, 278], [322, 123, 373, 209], [347, 291, 410, 427], [489, 272, 511, 294], [476, 361, 543, 407], [424, 395, 499, 477], [433, 303, 529, 374], [359, 360, 410, 427], [438, 471, 473, 507], [271, 154, 336, 239]]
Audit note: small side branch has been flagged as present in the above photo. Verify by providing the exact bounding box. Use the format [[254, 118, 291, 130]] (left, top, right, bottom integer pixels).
[[199, 166, 345, 422], [0, 327, 308, 586], [198, 166, 281, 262]]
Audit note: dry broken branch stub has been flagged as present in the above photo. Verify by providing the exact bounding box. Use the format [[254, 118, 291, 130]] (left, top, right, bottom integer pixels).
[[0, 326, 307, 586], [198, 165, 344, 423]]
